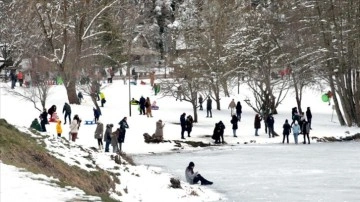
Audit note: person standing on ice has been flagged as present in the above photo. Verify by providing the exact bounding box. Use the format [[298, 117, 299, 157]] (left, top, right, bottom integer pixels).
[[266, 114, 275, 138], [292, 121, 301, 144], [185, 162, 213, 185], [282, 119, 291, 144], [198, 95, 203, 110], [230, 115, 238, 137], [306, 107, 312, 130], [185, 115, 194, 137], [302, 120, 311, 144]]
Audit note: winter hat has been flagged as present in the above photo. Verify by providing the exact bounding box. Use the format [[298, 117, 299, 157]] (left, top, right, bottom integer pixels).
[[285, 119, 288, 123], [189, 162, 195, 167], [295, 121, 298, 124]]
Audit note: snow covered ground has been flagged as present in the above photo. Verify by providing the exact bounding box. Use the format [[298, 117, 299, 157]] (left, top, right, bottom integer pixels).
[[0, 78, 358, 201]]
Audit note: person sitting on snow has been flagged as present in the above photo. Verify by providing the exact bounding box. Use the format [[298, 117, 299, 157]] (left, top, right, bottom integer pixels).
[[185, 162, 213, 185], [30, 118, 42, 132]]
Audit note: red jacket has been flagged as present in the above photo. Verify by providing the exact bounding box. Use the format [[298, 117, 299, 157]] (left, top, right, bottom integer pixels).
[[17, 72, 23, 80]]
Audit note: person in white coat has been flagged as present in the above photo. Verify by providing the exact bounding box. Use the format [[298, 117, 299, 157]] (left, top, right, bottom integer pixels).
[[69, 114, 81, 142], [185, 162, 213, 185], [292, 121, 301, 144]]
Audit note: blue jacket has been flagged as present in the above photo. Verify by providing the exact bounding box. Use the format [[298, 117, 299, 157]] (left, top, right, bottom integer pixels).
[[292, 124, 301, 134]]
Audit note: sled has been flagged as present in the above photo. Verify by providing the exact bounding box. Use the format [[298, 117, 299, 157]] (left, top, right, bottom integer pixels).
[[140, 80, 146, 85], [84, 120, 96, 125], [151, 106, 159, 110], [130, 81, 137, 85]]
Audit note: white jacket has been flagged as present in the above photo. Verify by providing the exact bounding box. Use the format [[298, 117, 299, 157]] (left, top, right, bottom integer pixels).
[[70, 120, 79, 133]]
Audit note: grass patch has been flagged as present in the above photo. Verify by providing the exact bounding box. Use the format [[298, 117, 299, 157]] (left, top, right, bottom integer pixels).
[[0, 119, 115, 198], [119, 152, 135, 166]]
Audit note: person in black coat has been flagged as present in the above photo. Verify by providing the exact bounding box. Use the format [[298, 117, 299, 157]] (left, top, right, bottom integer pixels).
[[217, 121, 225, 143], [282, 119, 291, 144], [185, 115, 194, 137], [306, 107, 312, 129], [48, 105, 57, 118], [291, 107, 299, 126], [39, 108, 49, 132], [230, 115, 238, 137], [212, 123, 221, 144], [180, 113, 186, 139], [206, 97, 212, 118], [78, 92, 83, 104], [139, 96, 146, 115], [266, 114, 275, 138], [236, 101, 242, 122], [63, 103, 72, 124], [198, 95, 203, 110], [118, 117, 129, 144], [93, 107, 101, 123], [254, 114, 262, 136]]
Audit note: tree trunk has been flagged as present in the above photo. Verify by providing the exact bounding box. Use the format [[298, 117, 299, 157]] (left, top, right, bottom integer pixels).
[[192, 103, 198, 123], [65, 80, 79, 104]]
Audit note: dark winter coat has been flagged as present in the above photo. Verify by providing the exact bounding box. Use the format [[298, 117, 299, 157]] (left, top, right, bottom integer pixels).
[[39, 111, 49, 124], [48, 105, 56, 116], [306, 108, 312, 120], [198, 96, 203, 104], [236, 102, 242, 114], [185, 116, 194, 132], [218, 121, 225, 135], [254, 115, 262, 129], [103, 124, 112, 143], [93, 108, 101, 118], [302, 121, 310, 134], [119, 119, 129, 142], [180, 113, 186, 127], [63, 103, 71, 114], [282, 122, 291, 135], [230, 116, 238, 130], [266, 115, 275, 128], [78, 92, 83, 99], [212, 123, 221, 140], [206, 98, 212, 110], [139, 96, 146, 107]]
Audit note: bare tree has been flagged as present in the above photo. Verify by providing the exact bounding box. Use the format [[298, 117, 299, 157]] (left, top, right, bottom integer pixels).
[[5, 57, 53, 112]]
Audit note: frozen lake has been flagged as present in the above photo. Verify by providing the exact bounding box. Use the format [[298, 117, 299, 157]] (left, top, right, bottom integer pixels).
[[134, 143, 360, 202]]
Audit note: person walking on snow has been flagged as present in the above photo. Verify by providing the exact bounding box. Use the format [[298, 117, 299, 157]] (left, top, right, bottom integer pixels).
[[180, 113, 186, 139], [228, 99, 236, 116], [56, 120, 62, 140], [63, 103, 71, 124], [230, 115, 238, 137], [94, 122, 104, 150], [99, 92, 106, 107], [236, 101, 242, 122], [93, 107, 101, 123], [206, 97, 212, 118], [282, 119, 291, 144]]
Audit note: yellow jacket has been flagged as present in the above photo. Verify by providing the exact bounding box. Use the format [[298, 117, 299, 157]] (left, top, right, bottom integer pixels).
[[99, 92, 105, 99], [56, 121, 62, 134]]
